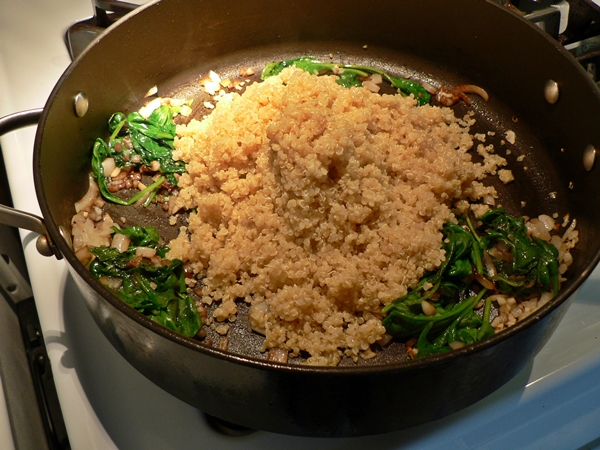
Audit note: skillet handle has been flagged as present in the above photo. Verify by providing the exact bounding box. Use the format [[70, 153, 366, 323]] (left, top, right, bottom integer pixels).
[[0, 110, 62, 259], [94, 0, 140, 27], [66, 0, 140, 60]]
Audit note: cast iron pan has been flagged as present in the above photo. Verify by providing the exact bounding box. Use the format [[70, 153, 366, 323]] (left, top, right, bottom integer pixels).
[[29, 0, 600, 436]]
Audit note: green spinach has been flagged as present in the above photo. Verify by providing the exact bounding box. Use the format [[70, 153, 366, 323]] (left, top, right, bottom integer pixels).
[[88, 225, 202, 338], [478, 209, 559, 296], [261, 56, 432, 106], [382, 208, 560, 358], [91, 104, 187, 206]]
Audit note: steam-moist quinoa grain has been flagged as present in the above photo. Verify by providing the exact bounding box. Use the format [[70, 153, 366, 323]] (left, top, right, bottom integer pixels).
[[167, 68, 505, 366]]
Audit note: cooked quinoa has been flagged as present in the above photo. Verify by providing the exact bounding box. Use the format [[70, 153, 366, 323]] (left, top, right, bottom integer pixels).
[[165, 68, 505, 366]]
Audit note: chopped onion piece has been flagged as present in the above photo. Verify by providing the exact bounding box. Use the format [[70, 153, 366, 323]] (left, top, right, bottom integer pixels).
[[102, 157, 117, 178], [482, 250, 497, 277], [139, 97, 162, 118], [209, 70, 221, 83], [74, 174, 100, 213], [538, 214, 555, 231], [421, 81, 438, 94], [362, 80, 380, 93], [551, 234, 563, 250], [529, 218, 551, 241], [538, 292, 553, 307], [110, 233, 131, 253], [448, 341, 466, 350], [144, 85, 158, 98], [377, 333, 394, 347], [180, 104, 193, 116], [490, 294, 508, 305], [75, 246, 94, 265], [248, 301, 268, 335], [561, 251, 573, 266], [168, 98, 186, 107], [458, 84, 490, 102], [99, 276, 123, 290], [135, 246, 157, 258], [562, 218, 577, 240], [435, 84, 489, 106], [370, 73, 383, 84], [483, 195, 496, 206]]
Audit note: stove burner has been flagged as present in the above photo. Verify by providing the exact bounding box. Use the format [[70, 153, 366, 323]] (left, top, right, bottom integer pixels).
[[499, 0, 600, 84]]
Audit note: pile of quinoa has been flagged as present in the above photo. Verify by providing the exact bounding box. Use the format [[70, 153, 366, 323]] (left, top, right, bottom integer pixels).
[[165, 68, 507, 366]]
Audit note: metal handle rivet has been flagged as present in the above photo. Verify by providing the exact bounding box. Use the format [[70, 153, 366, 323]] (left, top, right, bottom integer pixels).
[[544, 79, 559, 104], [583, 144, 596, 172], [74, 92, 89, 117], [36, 235, 55, 257]]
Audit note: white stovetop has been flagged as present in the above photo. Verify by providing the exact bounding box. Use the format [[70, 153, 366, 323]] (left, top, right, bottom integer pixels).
[[1, 1, 600, 449]]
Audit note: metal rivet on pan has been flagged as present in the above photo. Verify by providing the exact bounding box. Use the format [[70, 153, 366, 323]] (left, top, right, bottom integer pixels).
[[544, 79, 560, 104], [583, 144, 597, 171], [74, 91, 89, 117], [35, 235, 55, 257]]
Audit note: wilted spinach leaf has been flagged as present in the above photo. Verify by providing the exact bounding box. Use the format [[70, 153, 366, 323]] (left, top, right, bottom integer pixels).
[[382, 208, 561, 358], [262, 56, 432, 105], [88, 226, 202, 338], [91, 104, 187, 206]]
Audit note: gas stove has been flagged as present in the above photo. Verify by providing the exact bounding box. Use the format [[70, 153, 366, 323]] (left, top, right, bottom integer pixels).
[[1, 1, 600, 448]]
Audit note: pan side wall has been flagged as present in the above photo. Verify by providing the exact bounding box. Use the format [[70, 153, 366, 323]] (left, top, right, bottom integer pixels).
[[69, 263, 573, 437]]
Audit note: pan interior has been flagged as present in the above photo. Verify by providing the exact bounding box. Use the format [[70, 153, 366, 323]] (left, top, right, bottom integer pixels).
[[97, 41, 575, 366]]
